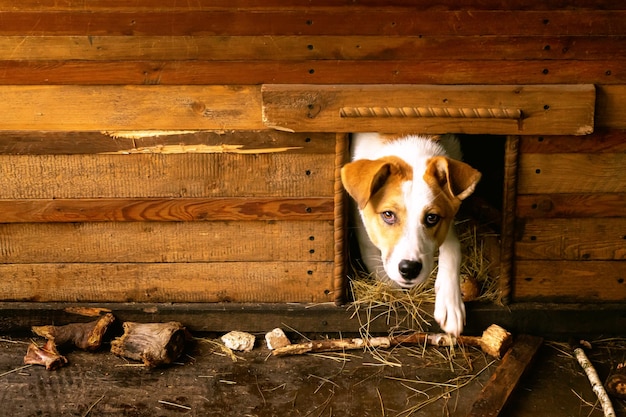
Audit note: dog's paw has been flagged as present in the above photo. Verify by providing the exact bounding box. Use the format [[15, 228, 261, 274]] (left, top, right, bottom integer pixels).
[[434, 285, 466, 337]]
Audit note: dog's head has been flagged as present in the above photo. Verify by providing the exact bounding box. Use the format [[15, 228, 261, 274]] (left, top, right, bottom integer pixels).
[[341, 155, 481, 288]]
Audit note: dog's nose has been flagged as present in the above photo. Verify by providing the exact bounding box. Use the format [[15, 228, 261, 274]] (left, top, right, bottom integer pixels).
[[398, 259, 422, 280]]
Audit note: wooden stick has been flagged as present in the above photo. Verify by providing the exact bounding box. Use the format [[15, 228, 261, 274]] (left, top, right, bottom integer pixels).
[[272, 324, 512, 359], [572, 340, 616, 417]]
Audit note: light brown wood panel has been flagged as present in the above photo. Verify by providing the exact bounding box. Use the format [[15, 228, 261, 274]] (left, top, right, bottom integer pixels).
[[0, 36, 623, 61], [515, 218, 626, 260], [262, 84, 595, 135], [0, 60, 624, 86], [520, 131, 626, 153], [517, 193, 626, 218], [514, 260, 626, 302], [518, 153, 626, 194], [0, 221, 334, 263], [1, 11, 625, 36], [0, 153, 334, 198], [0, 85, 263, 131], [0, 197, 334, 222], [0, 262, 335, 303], [0, 131, 335, 155]]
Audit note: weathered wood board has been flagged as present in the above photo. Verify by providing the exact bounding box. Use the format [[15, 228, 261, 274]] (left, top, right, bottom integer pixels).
[[262, 84, 595, 134]]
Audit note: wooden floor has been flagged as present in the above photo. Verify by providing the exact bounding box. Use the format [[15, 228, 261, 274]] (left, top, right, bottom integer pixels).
[[1, 332, 625, 417]]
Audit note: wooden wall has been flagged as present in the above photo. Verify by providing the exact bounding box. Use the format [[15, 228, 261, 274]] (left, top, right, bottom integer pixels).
[[0, 0, 624, 307]]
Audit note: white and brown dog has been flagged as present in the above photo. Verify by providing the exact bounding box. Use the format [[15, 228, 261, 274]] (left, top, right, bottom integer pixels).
[[341, 133, 481, 336]]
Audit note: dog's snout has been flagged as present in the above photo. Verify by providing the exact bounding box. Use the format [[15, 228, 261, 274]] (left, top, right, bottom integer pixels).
[[398, 259, 422, 280]]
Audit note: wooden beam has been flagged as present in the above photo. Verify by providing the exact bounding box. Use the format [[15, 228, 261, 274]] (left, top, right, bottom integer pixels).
[[262, 84, 595, 135], [466, 334, 543, 417], [0, 85, 264, 131], [516, 193, 626, 218]]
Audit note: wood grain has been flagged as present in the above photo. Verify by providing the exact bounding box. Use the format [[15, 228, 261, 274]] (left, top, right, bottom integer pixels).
[[0, 85, 264, 131], [0, 262, 335, 303], [0, 197, 334, 223], [516, 193, 626, 218], [0, 60, 624, 86], [518, 153, 626, 194], [0, 10, 624, 36], [520, 131, 626, 154], [1, 36, 623, 62], [515, 218, 626, 261], [0, 221, 333, 263], [262, 84, 595, 135], [514, 261, 626, 301], [0, 153, 334, 198]]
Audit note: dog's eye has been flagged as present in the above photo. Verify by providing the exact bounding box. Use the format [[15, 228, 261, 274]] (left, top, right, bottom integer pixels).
[[424, 213, 440, 227], [381, 211, 397, 225]]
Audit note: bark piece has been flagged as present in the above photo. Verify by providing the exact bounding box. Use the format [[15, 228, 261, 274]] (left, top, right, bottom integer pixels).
[[31, 313, 115, 351], [110, 321, 187, 367]]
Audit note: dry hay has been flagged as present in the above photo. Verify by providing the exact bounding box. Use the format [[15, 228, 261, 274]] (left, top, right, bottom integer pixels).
[[349, 220, 500, 336]]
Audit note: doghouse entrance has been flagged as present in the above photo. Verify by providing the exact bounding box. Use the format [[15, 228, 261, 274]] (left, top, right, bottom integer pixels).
[[262, 83, 596, 307]]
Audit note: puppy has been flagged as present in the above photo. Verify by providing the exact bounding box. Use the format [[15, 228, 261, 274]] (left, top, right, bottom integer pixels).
[[341, 133, 481, 336]]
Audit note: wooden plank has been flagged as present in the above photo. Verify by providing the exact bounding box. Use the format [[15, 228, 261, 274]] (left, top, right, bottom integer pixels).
[[0, 221, 333, 263], [0, 85, 263, 131], [0, 36, 624, 62], [519, 131, 626, 154], [0, 197, 334, 222], [517, 193, 626, 218], [466, 334, 543, 417], [514, 261, 626, 302], [1, 60, 625, 86], [1, 11, 625, 36], [518, 153, 626, 194], [597, 85, 626, 129], [0, 131, 335, 155], [0, 0, 623, 11], [515, 218, 626, 260], [262, 84, 595, 135], [0, 262, 335, 303], [0, 153, 334, 198]]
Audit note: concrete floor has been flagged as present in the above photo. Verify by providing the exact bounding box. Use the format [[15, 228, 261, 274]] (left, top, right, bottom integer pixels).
[[1, 332, 625, 417]]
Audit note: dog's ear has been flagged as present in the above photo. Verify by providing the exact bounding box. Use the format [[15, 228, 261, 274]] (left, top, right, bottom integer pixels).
[[425, 156, 482, 201], [341, 159, 394, 209]]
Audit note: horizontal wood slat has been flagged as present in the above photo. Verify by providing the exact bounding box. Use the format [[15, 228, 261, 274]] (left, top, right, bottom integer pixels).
[[515, 218, 626, 260], [0, 197, 334, 222], [516, 193, 626, 218], [0, 0, 623, 11], [262, 84, 595, 135], [514, 261, 626, 302], [1, 36, 624, 61], [0, 153, 334, 198], [0, 262, 335, 303], [1, 11, 625, 36], [0, 221, 334, 263], [518, 153, 626, 193], [0, 85, 264, 131], [519, 131, 626, 153], [0, 60, 624, 86], [0, 131, 335, 155]]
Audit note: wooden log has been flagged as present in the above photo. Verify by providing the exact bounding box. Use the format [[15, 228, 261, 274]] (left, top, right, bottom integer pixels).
[[110, 321, 188, 367], [466, 334, 543, 417], [31, 313, 115, 351]]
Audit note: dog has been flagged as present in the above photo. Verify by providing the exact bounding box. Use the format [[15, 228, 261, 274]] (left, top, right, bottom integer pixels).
[[341, 133, 481, 336]]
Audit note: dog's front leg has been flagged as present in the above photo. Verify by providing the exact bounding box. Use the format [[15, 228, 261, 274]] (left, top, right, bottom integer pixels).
[[434, 225, 465, 336]]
